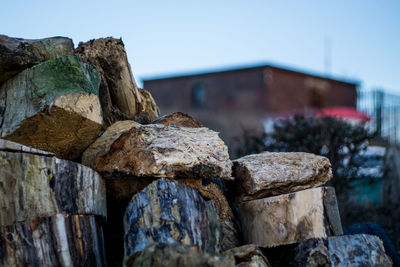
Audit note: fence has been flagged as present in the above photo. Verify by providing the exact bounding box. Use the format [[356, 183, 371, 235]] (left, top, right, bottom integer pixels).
[[357, 89, 400, 144]]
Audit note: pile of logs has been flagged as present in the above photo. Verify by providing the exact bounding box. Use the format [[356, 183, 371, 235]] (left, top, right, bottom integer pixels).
[[0, 34, 395, 266]]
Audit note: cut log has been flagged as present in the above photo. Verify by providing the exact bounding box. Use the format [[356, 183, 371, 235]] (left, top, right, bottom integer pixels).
[[233, 152, 332, 201], [96, 124, 233, 180], [177, 178, 240, 250], [81, 120, 139, 169], [75, 38, 159, 125], [290, 234, 393, 267], [238, 187, 343, 248], [152, 112, 204, 128], [0, 142, 106, 226], [124, 178, 223, 261], [127, 243, 235, 267], [0, 55, 102, 160], [0, 214, 106, 267], [0, 34, 73, 83]]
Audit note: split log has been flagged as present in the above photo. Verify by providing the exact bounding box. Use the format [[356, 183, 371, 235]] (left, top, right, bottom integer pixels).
[[96, 124, 233, 180], [124, 178, 223, 261], [233, 152, 332, 201], [152, 112, 203, 128], [0, 55, 103, 160], [0, 214, 106, 267], [238, 187, 343, 248], [290, 234, 393, 267], [75, 38, 159, 125], [0, 140, 106, 226], [0, 34, 73, 83], [127, 243, 235, 267]]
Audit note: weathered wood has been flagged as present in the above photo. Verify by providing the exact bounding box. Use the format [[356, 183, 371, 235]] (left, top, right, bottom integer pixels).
[[233, 152, 332, 201], [238, 187, 343, 248], [153, 112, 204, 128], [177, 178, 240, 250], [0, 56, 102, 160], [0, 34, 73, 83], [0, 138, 54, 156], [0, 214, 107, 267], [290, 234, 393, 267], [0, 145, 106, 226], [82, 120, 139, 169], [224, 245, 271, 267], [96, 124, 233, 180], [128, 243, 235, 267], [75, 38, 159, 125], [124, 178, 223, 261]]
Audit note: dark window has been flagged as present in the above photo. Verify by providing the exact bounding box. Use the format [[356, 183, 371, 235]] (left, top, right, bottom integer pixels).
[[309, 87, 326, 108], [192, 83, 206, 108]]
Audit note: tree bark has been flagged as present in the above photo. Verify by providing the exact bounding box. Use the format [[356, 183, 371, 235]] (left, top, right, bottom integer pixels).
[[0, 214, 107, 267]]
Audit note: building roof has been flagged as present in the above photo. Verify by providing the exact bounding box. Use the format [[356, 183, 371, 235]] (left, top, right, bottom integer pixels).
[[141, 62, 360, 87]]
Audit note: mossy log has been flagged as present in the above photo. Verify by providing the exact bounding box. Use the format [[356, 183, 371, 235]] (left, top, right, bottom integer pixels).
[[0, 56, 102, 160], [0, 34, 73, 83]]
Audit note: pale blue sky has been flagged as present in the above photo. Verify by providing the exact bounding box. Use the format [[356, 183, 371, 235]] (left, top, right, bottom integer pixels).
[[2, 1, 399, 92]]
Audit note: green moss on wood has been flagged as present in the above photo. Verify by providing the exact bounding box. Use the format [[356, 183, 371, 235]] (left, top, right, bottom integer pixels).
[[32, 55, 100, 103]]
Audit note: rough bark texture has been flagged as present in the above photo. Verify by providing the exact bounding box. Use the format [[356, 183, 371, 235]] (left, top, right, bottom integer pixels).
[[0, 146, 106, 226], [124, 178, 223, 261], [177, 178, 240, 250], [127, 243, 235, 267], [75, 38, 159, 125], [96, 124, 233, 180], [233, 152, 332, 201], [238, 187, 343, 248], [81, 120, 139, 169], [224, 245, 271, 267], [0, 35, 73, 83], [152, 112, 203, 128], [290, 234, 393, 267], [0, 214, 107, 267], [0, 55, 102, 160]]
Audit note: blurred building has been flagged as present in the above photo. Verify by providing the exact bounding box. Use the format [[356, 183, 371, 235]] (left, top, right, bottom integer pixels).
[[143, 64, 359, 155]]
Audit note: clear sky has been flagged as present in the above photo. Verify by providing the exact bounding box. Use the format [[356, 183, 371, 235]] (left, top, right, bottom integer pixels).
[[1, 0, 399, 93]]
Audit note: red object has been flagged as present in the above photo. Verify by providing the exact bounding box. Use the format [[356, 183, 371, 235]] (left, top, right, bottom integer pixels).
[[317, 107, 371, 122]]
